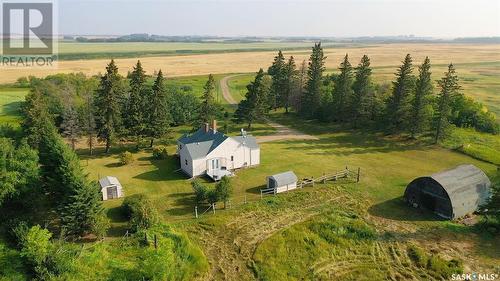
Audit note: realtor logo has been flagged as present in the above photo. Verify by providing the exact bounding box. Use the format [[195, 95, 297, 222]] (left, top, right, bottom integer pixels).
[[1, 1, 56, 67]]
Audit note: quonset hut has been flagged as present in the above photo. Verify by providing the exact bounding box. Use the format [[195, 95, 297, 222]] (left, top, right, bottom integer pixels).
[[404, 164, 491, 219]]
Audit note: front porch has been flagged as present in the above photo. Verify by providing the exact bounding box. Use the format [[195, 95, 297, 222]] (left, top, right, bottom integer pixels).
[[206, 157, 233, 181]]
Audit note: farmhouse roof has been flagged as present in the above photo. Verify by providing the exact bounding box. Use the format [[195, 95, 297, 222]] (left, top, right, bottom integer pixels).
[[233, 135, 259, 149], [179, 128, 229, 159], [269, 171, 298, 186], [99, 176, 122, 188]]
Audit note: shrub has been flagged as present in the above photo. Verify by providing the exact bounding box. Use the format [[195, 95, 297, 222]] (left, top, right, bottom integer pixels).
[[206, 189, 219, 205], [19, 225, 52, 277], [191, 180, 207, 205], [152, 145, 169, 160], [119, 151, 134, 165], [122, 194, 159, 232]]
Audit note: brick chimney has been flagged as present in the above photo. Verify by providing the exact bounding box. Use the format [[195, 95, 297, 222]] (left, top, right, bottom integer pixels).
[[203, 123, 209, 133], [211, 120, 217, 132]]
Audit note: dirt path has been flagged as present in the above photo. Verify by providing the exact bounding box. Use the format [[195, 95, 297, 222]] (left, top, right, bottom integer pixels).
[[220, 75, 318, 143]]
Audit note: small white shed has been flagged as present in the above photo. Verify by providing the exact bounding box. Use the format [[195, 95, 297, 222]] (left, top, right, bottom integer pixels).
[[267, 171, 298, 194], [99, 176, 124, 201]]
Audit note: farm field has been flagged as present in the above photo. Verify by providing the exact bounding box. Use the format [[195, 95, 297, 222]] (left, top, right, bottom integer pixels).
[[2, 43, 499, 84], [56, 41, 340, 60]]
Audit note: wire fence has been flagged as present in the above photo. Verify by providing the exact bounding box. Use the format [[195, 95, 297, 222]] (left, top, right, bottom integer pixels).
[[192, 167, 362, 219]]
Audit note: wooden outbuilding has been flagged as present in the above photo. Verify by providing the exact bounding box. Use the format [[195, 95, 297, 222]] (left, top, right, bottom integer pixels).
[[267, 171, 298, 194], [99, 176, 124, 201]]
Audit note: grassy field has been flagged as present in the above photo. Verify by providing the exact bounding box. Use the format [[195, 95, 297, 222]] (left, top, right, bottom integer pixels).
[[2, 43, 499, 85], [0, 87, 29, 125], [56, 41, 340, 60], [74, 111, 499, 279]]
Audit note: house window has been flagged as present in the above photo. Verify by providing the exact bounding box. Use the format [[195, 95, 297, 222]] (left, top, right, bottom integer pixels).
[[231, 156, 234, 161], [185, 159, 188, 166]]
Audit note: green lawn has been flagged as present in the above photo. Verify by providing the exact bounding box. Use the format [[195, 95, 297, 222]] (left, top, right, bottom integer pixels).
[[227, 74, 255, 103], [0, 87, 28, 125]]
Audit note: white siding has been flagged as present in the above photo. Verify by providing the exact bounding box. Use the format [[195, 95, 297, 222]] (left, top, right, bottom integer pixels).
[[178, 142, 194, 177], [276, 182, 297, 193], [250, 148, 260, 166]]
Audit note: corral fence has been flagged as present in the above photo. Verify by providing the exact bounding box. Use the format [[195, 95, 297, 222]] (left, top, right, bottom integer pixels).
[[193, 166, 361, 219]]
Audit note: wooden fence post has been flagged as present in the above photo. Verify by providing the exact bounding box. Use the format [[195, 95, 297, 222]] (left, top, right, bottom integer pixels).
[[357, 167, 361, 183], [322, 173, 326, 184], [154, 234, 158, 249], [260, 190, 263, 199], [312, 177, 315, 187], [212, 203, 216, 214], [195, 206, 198, 218], [245, 194, 247, 204]]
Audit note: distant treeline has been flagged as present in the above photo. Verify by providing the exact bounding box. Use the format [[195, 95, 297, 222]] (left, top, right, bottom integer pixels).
[[70, 34, 500, 44]]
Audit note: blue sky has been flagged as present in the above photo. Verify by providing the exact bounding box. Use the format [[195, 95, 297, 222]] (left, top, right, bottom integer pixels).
[[59, 0, 500, 37]]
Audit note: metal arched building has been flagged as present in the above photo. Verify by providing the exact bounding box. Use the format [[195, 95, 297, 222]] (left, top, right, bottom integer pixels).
[[404, 164, 491, 219]]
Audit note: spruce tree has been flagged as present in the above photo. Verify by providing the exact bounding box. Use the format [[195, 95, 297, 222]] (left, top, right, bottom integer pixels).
[[22, 89, 49, 148], [282, 56, 297, 113], [200, 74, 217, 124], [146, 70, 171, 147], [301, 43, 326, 118], [332, 54, 354, 122], [385, 54, 415, 133], [235, 69, 269, 129], [127, 60, 147, 150], [410, 57, 433, 138], [60, 106, 81, 150], [434, 63, 460, 143], [351, 55, 373, 128], [94, 60, 125, 153], [267, 50, 287, 110]]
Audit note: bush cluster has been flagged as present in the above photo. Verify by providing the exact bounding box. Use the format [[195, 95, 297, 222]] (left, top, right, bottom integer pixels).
[[122, 194, 159, 232], [119, 151, 134, 165], [152, 145, 169, 160]]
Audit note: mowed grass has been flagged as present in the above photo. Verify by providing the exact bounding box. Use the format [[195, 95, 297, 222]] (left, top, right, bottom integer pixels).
[[0, 87, 29, 125], [2, 43, 499, 84]]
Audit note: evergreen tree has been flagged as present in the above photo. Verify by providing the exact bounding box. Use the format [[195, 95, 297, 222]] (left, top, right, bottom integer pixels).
[[200, 74, 217, 124], [282, 56, 297, 113], [291, 60, 307, 112], [332, 54, 354, 122], [410, 57, 433, 138], [434, 63, 460, 143], [60, 106, 80, 150], [235, 69, 269, 129], [267, 50, 287, 110], [351, 55, 373, 128], [301, 43, 326, 118], [82, 95, 96, 156], [385, 54, 415, 133], [126, 60, 147, 150], [22, 89, 50, 148], [0, 138, 39, 206], [94, 60, 125, 153], [146, 70, 171, 147]]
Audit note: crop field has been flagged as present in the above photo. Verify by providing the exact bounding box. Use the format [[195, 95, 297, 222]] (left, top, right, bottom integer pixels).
[[2, 43, 499, 84], [56, 41, 340, 60]]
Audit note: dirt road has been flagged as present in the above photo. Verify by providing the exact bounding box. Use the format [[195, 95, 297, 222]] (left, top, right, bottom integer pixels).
[[219, 75, 318, 143]]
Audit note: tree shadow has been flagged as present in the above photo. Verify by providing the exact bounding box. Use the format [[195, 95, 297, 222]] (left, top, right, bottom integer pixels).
[[2, 101, 22, 116], [368, 197, 442, 222], [105, 206, 129, 237], [133, 156, 185, 182], [165, 192, 196, 217]]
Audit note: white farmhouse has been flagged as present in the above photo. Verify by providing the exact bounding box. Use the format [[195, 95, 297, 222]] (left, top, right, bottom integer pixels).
[[177, 120, 260, 180], [99, 176, 124, 200]]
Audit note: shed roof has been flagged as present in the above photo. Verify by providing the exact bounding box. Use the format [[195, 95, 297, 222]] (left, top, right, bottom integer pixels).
[[423, 164, 490, 218], [99, 176, 122, 188], [268, 171, 298, 186]]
